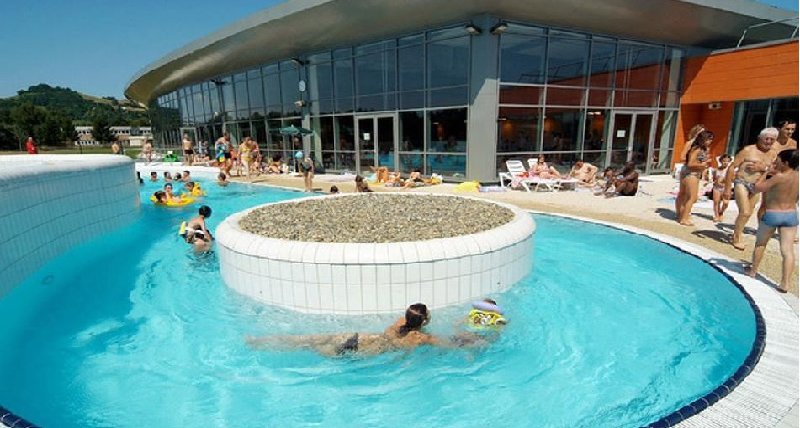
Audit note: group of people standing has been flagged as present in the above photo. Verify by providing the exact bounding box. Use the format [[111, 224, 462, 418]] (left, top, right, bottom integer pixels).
[[675, 121, 798, 292]]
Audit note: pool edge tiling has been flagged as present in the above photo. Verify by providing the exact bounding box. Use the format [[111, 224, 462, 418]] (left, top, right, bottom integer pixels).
[[531, 211, 798, 428], [216, 193, 536, 314], [0, 155, 140, 299]]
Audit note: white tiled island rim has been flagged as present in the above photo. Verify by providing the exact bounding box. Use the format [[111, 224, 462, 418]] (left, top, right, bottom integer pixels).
[[216, 193, 536, 314]]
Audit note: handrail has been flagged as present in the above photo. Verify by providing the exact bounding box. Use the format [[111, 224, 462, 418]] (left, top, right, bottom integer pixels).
[[737, 16, 799, 48]]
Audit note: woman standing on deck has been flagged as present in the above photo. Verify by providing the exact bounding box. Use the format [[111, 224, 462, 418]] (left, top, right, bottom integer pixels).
[[676, 131, 713, 226]]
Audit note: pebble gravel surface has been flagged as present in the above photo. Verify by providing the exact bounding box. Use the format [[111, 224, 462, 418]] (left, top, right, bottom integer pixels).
[[239, 194, 515, 243]]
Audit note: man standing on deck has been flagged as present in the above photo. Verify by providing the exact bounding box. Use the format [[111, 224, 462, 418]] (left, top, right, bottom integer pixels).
[[723, 128, 777, 250], [746, 149, 798, 293]]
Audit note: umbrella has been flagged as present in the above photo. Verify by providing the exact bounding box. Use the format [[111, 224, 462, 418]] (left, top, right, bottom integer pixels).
[[279, 125, 312, 135]]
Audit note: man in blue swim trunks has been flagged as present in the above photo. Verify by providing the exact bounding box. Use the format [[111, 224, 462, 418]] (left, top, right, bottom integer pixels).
[[746, 149, 798, 293]]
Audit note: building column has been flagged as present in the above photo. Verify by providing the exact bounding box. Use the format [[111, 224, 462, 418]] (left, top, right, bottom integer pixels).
[[466, 14, 501, 183]]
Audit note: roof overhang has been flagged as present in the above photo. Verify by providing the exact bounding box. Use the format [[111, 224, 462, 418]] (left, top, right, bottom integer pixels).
[[125, 0, 797, 104]]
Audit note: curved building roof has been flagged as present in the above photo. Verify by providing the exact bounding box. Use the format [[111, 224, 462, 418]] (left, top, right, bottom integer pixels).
[[125, 0, 797, 103]]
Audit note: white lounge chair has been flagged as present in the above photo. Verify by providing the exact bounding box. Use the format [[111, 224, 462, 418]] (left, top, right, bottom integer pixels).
[[525, 158, 579, 191]]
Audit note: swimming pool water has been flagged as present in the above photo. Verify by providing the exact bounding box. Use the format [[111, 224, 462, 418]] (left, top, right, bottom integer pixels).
[[0, 180, 756, 428]]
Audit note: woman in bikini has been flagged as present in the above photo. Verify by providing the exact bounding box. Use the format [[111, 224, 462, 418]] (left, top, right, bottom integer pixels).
[[245, 303, 489, 356], [676, 131, 713, 226], [531, 155, 561, 179]]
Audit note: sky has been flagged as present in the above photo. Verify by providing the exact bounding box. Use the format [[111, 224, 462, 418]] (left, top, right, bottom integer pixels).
[[0, 0, 797, 100]]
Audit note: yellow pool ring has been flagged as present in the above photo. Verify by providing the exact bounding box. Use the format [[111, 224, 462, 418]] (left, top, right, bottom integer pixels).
[[467, 309, 507, 329], [191, 185, 206, 197], [151, 194, 195, 207]]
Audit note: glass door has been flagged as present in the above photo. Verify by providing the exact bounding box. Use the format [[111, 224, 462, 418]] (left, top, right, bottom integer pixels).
[[357, 117, 375, 174], [356, 115, 396, 174], [606, 112, 655, 172]]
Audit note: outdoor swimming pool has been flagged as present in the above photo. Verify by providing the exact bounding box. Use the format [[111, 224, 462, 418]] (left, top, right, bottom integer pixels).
[[0, 181, 756, 428]]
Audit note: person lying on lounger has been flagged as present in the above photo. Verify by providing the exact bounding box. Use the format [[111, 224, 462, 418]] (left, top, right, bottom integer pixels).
[[567, 160, 598, 187]]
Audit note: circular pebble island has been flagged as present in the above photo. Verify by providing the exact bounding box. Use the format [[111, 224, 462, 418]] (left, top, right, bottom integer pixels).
[[239, 193, 516, 243], [217, 193, 536, 314]]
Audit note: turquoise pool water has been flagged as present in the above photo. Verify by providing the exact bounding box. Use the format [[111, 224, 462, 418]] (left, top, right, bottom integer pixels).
[[0, 180, 756, 428]]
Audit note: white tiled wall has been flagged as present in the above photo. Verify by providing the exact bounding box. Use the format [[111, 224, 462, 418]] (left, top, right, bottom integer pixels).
[[0, 155, 140, 298], [217, 194, 536, 315]]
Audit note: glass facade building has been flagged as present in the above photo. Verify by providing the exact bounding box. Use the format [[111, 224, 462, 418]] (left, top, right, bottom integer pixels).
[[149, 19, 686, 179]]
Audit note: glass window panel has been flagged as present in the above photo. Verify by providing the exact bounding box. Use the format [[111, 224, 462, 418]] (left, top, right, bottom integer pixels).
[[661, 48, 683, 92], [500, 34, 546, 84], [264, 73, 281, 106], [280, 66, 300, 105], [247, 69, 261, 79], [316, 99, 334, 115], [497, 107, 540, 153], [334, 59, 354, 98], [614, 90, 657, 108], [654, 111, 677, 171], [357, 95, 383, 112], [659, 92, 680, 108], [428, 108, 467, 153], [427, 26, 466, 41], [333, 47, 351, 59], [547, 33, 590, 86], [542, 108, 582, 152], [587, 89, 612, 107], [427, 154, 465, 177], [399, 44, 424, 91], [507, 24, 546, 36], [221, 77, 235, 114], [192, 91, 205, 118], [427, 36, 469, 88], [583, 110, 609, 152], [282, 104, 301, 118], [616, 43, 664, 90], [234, 79, 249, 112], [428, 87, 468, 108], [263, 64, 279, 74], [499, 85, 542, 105], [356, 51, 394, 95], [546, 87, 584, 106], [191, 84, 202, 94], [335, 116, 355, 151], [400, 91, 424, 110], [399, 153, 425, 173], [248, 78, 264, 108], [589, 39, 616, 88], [308, 51, 331, 63], [318, 116, 335, 151], [400, 111, 424, 151], [253, 119, 267, 145], [356, 40, 394, 55], [398, 33, 424, 46], [309, 62, 333, 101], [234, 72, 247, 82], [335, 98, 354, 113]]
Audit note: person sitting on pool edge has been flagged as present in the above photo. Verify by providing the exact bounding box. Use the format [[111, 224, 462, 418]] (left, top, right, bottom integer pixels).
[[245, 303, 492, 357], [184, 205, 213, 252], [217, 172, 229, 187], [355, 175, 373, 192]]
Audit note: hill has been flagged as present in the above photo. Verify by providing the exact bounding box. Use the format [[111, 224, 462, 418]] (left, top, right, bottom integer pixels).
[[0, 84, 149, 125]]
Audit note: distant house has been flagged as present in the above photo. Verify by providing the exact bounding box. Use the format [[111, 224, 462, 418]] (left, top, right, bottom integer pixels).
[[74, 126, 153, 146]]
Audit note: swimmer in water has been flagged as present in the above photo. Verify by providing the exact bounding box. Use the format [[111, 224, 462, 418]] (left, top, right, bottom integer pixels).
[[246, 303, 493, 356], [184, 205, 213, 252]]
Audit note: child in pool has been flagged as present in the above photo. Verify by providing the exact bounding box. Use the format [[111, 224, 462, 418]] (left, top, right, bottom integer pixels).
[[217, 173, 229, 187], [183, 205, 213, 252], [152, 191, 168, 204], [466, 298, 508, 328]]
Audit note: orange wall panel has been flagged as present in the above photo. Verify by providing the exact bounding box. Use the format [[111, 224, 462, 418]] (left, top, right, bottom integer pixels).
[[682, 41, 799, 104], [672, 102, 735, 164]]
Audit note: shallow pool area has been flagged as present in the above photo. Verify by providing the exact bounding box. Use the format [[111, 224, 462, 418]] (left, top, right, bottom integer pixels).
[[0, 179, 760, 428]]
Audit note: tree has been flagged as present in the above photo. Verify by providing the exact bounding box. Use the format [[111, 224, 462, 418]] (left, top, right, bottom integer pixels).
[[58, 115, 77, 144], [92, 115, 113, 144], [11, 103, 46, 148], [34, 113, 62, 145]]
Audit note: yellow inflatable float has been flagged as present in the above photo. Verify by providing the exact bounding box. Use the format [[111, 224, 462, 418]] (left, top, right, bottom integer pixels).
[[151, 194, 195, 207]]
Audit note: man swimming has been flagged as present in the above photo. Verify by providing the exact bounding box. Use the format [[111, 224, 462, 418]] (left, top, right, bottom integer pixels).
[[723, 128, 777, 250], [245, 303, 492, 357]]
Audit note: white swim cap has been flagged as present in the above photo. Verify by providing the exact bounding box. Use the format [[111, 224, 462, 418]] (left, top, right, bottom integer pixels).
[[295, 151, 303, 159]]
